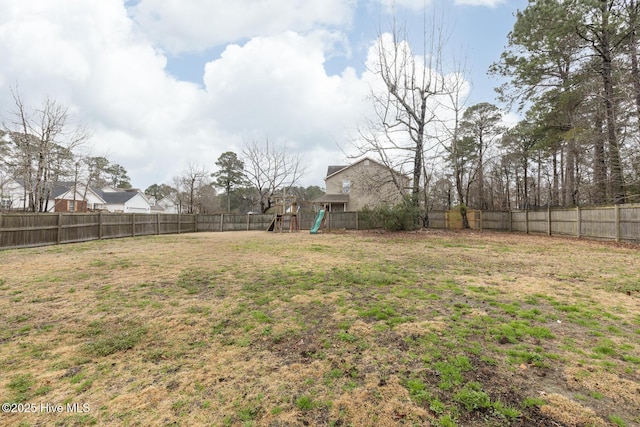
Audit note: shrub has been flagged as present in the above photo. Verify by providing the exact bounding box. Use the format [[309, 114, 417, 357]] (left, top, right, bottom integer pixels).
[[359, 197, 420, 231]]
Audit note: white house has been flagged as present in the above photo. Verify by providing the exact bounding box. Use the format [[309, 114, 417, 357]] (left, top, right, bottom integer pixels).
[[0, 178, 152, 213], [49, 184, 107, 212], [98, 188, 152, 213], [156, 194, 180, 213], [0, 178, 28, 210]]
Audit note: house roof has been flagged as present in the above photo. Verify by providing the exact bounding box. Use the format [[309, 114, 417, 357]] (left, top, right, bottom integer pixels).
[[325, 157, 408, 180], [53, 182, 142, 205], [96, 189, 139, 204], [313, 194, 350, 203], [326, 165, 348, 177], [50, 182, 75, 199]]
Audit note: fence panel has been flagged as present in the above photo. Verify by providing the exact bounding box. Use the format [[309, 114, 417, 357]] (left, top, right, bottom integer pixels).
[[427, 211, 446, 229], [0, 213, 58, 248], [101, 214, 134, 239], [222, 214, 251, 232], [510, 211, 526, 232], [60, 214, 100, 243], [525, 210, 547, 234], [482, 211, 510, 231], [620, 205, 640, 243], [325, 211, 358, 230], [550, 208, 576, 236], [133, 214, 157, 236], [580, 207, 616, 240], [159, 214, 180, 234]]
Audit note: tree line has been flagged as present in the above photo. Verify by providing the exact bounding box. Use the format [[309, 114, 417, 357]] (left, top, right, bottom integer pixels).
[[146, 141, 323, 215], [356, 1, 640, 228], [490, 0, 640, 209]]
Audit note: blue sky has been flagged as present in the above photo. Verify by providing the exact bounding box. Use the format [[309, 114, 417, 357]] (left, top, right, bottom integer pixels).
[[0, 0, 527, 190]]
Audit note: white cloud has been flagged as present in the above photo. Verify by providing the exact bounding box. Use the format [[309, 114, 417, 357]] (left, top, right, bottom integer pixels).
[[376, 0, 432, 11], [0, 0, 212, 184], [0, 0, 481, 192], [202, 31, 368, 152], [0, 0, 368, 189], [454, 0, 505, 7], [376, 0, 505, 10], [129, 0, 357, 54]]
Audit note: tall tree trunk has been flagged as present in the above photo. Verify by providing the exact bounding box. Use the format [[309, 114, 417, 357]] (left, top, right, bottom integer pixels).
[[478, 142, 485, 210], [628, 1, 640, 130], [552, 151, 559, 207], [593, 105, 607, 204], [565, 140, 575, 206], [536, 151, 542, 207], [600, 1, 625, 203]]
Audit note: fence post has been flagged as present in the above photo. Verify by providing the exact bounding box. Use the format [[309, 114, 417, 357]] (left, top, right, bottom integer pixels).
[[356, 211, 359, 231], [479, 210, 483, 232], [615, 204, 621, 243], [576, 206, 581, 239], [508, 210, 513, 232], [99, 212, 104, 239], [194, 214, 198, 233], [220, 213, 224, 232], [247, 213, 250, 231], [177, 213, 181, 234], [547, 206, 552, 236], [131, 213, 136, 237], [57, 213, 63, 244], [525, 210, 529, 234], [157, 213, 161, 235]]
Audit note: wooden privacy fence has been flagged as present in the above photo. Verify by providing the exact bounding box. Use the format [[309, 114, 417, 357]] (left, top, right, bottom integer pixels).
[[0, 211, 362, 250], [431, 205, 640, 244], [1, 205, 638, 249]]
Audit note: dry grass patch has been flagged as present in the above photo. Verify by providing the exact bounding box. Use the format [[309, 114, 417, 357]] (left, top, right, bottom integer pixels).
[[540, 393, 606, 427], [0, 230, 638, 426]]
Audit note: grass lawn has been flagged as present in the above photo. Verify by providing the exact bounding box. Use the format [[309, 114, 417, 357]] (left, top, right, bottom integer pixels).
[[0, 230, 638, 426]]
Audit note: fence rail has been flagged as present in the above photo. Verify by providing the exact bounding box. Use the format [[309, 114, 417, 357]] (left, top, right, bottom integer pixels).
[[1, 204, 639, 250]]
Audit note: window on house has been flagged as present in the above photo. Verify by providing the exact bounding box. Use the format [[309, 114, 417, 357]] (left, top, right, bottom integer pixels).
[[68, 200, 75, 212], [342, 180, 351, 194], [364, 159, 370, 166]]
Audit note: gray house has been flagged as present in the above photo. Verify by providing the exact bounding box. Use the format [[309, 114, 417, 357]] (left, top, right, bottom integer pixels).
[[314, 157, 410, 212]]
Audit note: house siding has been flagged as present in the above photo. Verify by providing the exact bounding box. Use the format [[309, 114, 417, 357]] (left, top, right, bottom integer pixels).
[[54, 199, 88, 213], [122, 193, 151, 213], [325, 159, 408, 211], [1, 179, 28, 210]]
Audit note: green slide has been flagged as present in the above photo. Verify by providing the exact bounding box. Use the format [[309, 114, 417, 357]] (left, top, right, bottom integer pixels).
[[309, 209, 325, 234]]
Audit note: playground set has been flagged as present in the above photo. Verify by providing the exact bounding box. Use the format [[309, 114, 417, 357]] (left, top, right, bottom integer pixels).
[[266, 194, 326, 234]]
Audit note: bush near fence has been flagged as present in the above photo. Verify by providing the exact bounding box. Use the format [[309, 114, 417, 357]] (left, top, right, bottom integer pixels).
[[0, 204, 639, 249]]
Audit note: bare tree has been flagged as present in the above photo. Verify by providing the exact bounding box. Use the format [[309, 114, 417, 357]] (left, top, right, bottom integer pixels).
[[353, 4, 454, 226], [174, 162, 211, 214], [242, 138, 305, 213], [1, 89, 89, 212]]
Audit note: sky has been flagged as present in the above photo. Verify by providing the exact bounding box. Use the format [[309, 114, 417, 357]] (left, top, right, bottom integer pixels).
[[0, 0, 528, 191]]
